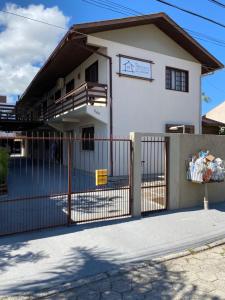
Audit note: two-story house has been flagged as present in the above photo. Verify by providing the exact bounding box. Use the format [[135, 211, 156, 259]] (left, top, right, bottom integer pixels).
[[16, 13, 223, 173], [17, 13, 223, 139]]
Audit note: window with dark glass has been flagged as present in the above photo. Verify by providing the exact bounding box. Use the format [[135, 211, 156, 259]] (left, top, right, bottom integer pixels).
[[166, 67, 188, 92], [82, 127, 94, 151], [66, 79, 75, 93], [85, 61, 98, 82], [55, 89, 61, 101]]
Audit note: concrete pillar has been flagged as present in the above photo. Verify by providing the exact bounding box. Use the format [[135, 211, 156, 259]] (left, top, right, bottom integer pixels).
[[168, 134, 181, 210], [130, 132, 142, 217]]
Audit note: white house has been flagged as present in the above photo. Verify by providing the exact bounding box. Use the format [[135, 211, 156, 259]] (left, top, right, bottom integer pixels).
[[206, 101, 225, 125], [17, 13, 223, 173]]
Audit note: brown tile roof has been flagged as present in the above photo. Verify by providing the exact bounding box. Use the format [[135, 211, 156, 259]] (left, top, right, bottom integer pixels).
[[19, 13, 223, 106]]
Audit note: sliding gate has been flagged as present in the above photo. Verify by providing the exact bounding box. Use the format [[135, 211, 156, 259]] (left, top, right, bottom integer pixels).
[[0, 134, 132, 236], [141, 136, 169, 214]]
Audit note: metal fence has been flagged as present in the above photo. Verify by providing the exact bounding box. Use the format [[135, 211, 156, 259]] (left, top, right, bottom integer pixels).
[[0, 134, 132, 236], [141, 136, 169, 214]]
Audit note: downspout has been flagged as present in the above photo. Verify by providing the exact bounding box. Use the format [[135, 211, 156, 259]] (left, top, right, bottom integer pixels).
[[71, 38, 114, 175]]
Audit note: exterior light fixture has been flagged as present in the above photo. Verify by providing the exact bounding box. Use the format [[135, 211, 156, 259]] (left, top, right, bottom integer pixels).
[[169, 125, 186, 134]]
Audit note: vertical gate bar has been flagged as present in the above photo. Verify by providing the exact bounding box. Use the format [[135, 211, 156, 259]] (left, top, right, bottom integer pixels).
[[67, 137, 72, 225], [129, 139, 133, 216], [165, 137, 169, 210]]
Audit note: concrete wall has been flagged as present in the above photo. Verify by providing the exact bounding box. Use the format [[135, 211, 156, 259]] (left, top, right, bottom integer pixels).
[[131, 132, 225, 217], [172, 134, 225, 209]]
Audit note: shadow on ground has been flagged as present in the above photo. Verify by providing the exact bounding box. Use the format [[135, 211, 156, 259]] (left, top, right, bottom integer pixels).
[[0, 244, 217, 299], [1, 203, 225, 297]]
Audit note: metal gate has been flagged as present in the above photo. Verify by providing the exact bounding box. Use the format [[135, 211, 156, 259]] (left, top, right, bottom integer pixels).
[[0, 134, 132, 236], [141, 136, 169, 214]]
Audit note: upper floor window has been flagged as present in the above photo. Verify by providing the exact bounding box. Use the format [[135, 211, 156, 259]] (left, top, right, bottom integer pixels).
[[66, 79, 75, 94], [166, 67, 188, 92]]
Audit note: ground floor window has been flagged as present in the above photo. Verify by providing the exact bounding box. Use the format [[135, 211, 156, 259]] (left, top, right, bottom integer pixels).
[[82, 127, 94, 151]]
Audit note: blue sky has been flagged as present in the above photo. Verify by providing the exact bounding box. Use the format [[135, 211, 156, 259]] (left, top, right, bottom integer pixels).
[[0, 0, 224, 114]]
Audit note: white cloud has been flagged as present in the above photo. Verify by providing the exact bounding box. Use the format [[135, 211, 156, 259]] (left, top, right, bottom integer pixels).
[[0, 3, 69, 101]]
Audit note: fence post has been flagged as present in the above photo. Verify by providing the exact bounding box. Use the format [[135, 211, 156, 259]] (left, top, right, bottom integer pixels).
[[130, 132, 142, 217], [67, 137, 72, 225]]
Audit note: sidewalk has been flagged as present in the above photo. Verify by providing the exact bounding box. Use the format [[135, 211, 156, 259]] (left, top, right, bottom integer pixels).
[[1, 202, 225, 297], [45, 243, 225, 299]]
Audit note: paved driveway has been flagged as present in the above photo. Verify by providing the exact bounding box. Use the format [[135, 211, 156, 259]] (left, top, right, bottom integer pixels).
[[1, 202, 225, 296], [0, 159, 130, 235], [0, 159, 165, 235]]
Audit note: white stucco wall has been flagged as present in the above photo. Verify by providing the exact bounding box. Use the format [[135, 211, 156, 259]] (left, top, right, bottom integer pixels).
[[45, 50, 108, 101], [88, 32, 202, 137], [41, 23, 203, 139], [43, 24, 204, 176]]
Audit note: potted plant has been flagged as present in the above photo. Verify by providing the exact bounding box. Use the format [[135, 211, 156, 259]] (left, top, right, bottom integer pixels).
[[0, 147, 9, 195]]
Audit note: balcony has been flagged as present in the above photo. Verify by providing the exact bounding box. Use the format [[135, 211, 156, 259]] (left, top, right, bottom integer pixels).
[[43, 82, 108, 121], [0, 104, 16, 121], [0, 104, 43, 131]]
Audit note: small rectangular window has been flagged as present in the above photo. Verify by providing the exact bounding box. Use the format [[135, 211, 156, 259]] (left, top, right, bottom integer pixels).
[[55, 89, 61, 101], [82, 127, 94, 151], [66, 79, 75, 94], [166, 67, 188, 92]]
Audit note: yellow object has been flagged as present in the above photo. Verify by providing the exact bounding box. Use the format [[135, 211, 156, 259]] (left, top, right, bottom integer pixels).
[[96, 169, 108, 186]]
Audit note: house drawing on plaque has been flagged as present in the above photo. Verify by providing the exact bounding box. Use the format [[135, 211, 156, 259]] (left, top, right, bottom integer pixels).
[[122, 60, 135, 73]]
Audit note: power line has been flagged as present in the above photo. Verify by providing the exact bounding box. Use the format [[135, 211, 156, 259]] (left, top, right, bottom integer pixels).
[[0, 9, 68, 30], [82, 0, 225, 48], [208, 0, 225, 8], [82, 0, 224, 73], [1, 1, 225, 49], [185, 29, 225, 45], [0, 8, 94, 39], [154, 0, 225, 29], [206, 80, 225, 94], [82, 0, 131, 16], [0, 0, 223, 72]]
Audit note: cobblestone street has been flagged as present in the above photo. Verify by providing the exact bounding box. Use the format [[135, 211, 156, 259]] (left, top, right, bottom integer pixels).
[[46, 244, 225, 300]]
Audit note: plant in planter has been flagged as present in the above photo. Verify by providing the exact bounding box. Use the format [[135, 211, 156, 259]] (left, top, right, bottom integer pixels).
[[0, 147, 9, 195]]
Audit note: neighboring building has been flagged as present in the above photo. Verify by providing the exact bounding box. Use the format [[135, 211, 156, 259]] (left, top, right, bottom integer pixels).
[[202, 116, 225, 135], [206, 101, 225, 124]]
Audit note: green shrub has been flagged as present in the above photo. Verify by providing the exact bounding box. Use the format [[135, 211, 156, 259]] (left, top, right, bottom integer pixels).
[[0, 148, 9, 184]]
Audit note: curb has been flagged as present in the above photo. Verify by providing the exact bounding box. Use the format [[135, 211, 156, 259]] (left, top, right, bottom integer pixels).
[[4, 236, 225, 299]]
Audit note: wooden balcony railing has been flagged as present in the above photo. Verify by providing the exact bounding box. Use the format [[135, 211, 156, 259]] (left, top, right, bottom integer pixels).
[[43, 82, 108, 121], [0, 104, 35, 122]]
